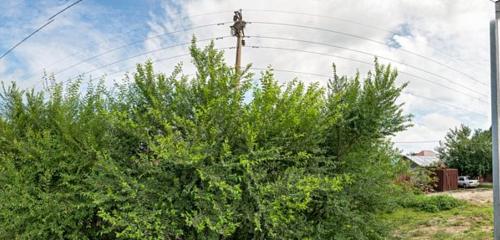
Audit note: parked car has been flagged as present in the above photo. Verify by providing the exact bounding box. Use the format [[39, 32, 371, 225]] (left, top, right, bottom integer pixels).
[[458, 176, 480, 188]]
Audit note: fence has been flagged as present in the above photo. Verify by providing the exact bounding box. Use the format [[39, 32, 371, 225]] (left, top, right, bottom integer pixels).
[[435, 168, 458, 192]]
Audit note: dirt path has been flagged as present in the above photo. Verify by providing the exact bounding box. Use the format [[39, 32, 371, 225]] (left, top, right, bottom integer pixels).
[[430, 188, 493, 205]]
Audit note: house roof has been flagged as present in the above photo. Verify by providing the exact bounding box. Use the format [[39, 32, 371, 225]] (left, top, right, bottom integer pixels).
[[414, 150, 436, 157], [404, 155, 440, 167]]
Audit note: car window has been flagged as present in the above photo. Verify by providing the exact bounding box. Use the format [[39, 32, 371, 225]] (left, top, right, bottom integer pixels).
[[459, 177, 464, 181]]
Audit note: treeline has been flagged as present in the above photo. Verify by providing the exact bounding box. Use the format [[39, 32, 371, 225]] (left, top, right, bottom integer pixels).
[[439, 125, 492, 178], [0, 41, 411, 239]]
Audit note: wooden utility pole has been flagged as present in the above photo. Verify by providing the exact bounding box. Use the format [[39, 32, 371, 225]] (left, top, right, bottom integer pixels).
[[231, 9, 246, 73]]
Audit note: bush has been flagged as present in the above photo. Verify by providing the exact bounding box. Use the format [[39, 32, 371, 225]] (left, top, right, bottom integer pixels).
[[0, 41, 412, 239], [400, 195, 462, 212], [394, 160, 437, 193]]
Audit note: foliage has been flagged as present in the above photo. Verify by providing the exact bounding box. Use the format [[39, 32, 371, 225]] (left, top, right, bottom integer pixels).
[[394, 159, 437, 193], [410, 167, 437, 193], [399, 195, 462, 213], [0, 41, 411, 239], [438, 125, 491, 178]]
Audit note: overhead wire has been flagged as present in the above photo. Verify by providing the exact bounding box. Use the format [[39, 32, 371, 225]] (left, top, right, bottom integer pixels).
[[250, 66, 489, 118], [41, 38, 488, 119], [61, 45, 488, 119], [15, 6, 489, 149], [245, 45, 489, 104], [0, 20, 55, 60], [248, 21, 489, 87], [53, 22, 231, 77], [20, 7, 490, 118], [104, 46, 236, 79], [403, 91, 489, 117], [33, 10, 234, 78], [26, 9, 489, 106], [38, 36, 231, 88], [0, 0, 83, 60], [102, 58, 477, 145], [394, 140, 440, 144], [48, 0, 84, 21], [244, 8, 490, 67], [245, 35, 489, 99], [106, 60, 489, 118]]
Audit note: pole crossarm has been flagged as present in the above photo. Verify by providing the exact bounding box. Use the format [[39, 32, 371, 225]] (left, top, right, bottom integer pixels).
[[231, 9, 246, 75]]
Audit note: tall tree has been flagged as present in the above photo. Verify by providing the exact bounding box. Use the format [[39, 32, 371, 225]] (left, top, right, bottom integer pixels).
[[438, 125, 492, 178]]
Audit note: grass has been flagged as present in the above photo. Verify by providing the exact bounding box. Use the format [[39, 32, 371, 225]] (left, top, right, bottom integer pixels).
[[383, 201, 493, 239], [399, 195, 462, 212], [479, 183, 493, 189]]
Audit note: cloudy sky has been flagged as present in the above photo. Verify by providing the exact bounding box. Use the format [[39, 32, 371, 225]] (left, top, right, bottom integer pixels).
[[0, 0, 495, 153]]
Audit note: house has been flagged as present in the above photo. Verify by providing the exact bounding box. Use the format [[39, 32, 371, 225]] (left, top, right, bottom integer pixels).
[[403, 150, 440, 168]]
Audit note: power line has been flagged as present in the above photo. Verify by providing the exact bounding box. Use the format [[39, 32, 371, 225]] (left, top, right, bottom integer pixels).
[[97, 59, 489, 145], [404, 91, 489, 118], [51, 42, 487, 119], [105, 53, 192, 78], [29, 9, 488, 99], [245, 45, 489, 104], [48, 0, 83, 21], [246, 9, 395, 36], [250, 66, 488, 117], [245, 36, 489, 99], [46, 36, 230, 87], [53, 22, 231, 77], [32, 10, 234, 78], [0, 0, 83, 60], [104, 61, 488, 118], [248, 21, 489, 87], [0, 20, 54, 60], [244, 9, 489, 68], [251, 67, 331, 78], [105, 46, 236, 78], [394, 140, 440, 144]]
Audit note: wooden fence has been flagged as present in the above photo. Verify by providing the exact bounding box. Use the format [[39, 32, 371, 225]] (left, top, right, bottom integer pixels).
[[435, 168, 458, 192]]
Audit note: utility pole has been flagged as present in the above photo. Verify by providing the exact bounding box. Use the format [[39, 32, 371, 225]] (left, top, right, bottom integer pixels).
[[231, 9, 246, 74], [491, 1, 500, 239]]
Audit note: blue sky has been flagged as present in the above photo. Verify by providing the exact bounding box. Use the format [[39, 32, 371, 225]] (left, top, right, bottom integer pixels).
[[0, 0, 157, 78], [0, 0, 495, 153]]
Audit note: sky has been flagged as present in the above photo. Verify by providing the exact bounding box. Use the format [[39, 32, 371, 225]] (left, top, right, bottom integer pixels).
[[0, 0, 495, 154]]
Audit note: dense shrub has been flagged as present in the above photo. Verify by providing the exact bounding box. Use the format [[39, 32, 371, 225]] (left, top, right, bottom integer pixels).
[[400, 195, 462, 212], [0, 41, 411, 239]]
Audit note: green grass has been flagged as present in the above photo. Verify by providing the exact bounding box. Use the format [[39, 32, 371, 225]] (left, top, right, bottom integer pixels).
[[383, 202, 493, 239], [479, 183, 493, 189], [399, 195, 462, 212]]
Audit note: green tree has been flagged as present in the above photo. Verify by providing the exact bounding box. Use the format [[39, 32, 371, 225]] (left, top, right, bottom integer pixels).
[[438, 124, 492, 178], [0, 41, 411, 239]]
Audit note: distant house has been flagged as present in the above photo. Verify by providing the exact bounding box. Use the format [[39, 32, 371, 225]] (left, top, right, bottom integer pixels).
[[403, 150, 440, 168]]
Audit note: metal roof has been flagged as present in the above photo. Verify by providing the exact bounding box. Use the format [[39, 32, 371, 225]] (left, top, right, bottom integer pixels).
[[404, 155, 440, 167]]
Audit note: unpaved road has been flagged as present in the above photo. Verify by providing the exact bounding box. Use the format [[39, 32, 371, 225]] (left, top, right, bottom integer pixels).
[[430, 188, 493, 205]]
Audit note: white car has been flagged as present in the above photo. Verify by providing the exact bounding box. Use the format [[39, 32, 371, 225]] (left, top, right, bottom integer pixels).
[[458, 176, 480, 188]]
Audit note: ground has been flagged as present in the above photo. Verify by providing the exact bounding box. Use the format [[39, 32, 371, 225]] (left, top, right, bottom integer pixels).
[[385, 186, 494, 239], [431, 187, 493, 205]]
